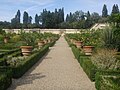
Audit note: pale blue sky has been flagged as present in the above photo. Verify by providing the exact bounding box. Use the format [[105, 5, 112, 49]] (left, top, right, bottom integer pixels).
[[0, 0, 120, 22]]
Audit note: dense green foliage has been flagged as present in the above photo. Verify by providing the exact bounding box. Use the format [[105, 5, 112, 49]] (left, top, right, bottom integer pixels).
[[0, 66, 12, 90], [95, 71, 120, 90]]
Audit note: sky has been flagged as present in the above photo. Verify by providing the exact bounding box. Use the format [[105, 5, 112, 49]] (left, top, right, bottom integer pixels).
[[0, 0, 120, 22]]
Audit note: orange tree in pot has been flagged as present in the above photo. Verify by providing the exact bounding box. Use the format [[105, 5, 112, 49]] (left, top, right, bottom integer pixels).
[[3, 33, 10, 44], [37, 38, 45, 49], [74, 34, 83, 48], [20, 32, 36, 56], [33, 32, 45, 48], [81, 31, 101, 55]]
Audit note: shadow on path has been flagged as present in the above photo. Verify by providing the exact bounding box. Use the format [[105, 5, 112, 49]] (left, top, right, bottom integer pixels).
[[8, 49, 52, 90]]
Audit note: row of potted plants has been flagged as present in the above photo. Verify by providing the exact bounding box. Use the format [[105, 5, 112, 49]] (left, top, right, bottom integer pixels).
[[0, 31, 59, 56], [66, 30, 102, 55]]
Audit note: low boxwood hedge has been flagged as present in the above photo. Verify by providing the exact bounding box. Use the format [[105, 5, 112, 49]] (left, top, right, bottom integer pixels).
[[71, 45, 97, 81], [0, 66, 12, 90], [0, 48, 20, 58], [12, 44, 49, 78], [95, 71, 120, 90], [0, 51, 22, 66], [49, 41, 56, 47], [79, 56, 97, 81], [71, 46, 80, 60], [64, 36, 74, 47]]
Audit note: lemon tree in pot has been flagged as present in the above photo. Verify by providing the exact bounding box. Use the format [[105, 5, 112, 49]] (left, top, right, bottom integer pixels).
[[3, 33, 10, 44], [81, 33, 95, 55], [74, 34, 83, 48], [20, 32, 36, 56], [82, 31, 101, 55], [34, 33, 45, 49]]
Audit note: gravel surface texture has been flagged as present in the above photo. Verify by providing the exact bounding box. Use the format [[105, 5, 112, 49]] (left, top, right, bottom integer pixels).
[[8, 36, 96, 90]]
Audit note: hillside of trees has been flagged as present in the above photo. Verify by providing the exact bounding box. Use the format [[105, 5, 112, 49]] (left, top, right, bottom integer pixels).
[[0, 4, 120, 29]]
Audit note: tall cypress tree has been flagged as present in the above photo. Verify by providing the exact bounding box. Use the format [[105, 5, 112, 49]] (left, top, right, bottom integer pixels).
[[66, 14, 69, 22], [23, 11, 29, 28], [102, 4, 108, 17], [16, 10, 21, 23], [35, 14, 39, 25], [111, 4, 119, 14], [87, 11, 90, 18], [116, 4, 119, 13], [11, 10, 21, 28], [28, 16, 32, 24]]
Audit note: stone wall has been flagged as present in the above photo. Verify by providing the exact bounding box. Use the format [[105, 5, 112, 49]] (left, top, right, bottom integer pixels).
[[3, 29, 86, 34]]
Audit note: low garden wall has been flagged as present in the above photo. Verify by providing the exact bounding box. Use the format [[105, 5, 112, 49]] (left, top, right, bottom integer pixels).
[[3, 29, 86, 34]]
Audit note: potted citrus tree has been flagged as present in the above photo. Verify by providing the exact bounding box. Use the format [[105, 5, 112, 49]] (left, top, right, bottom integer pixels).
[[3, 33, 10, 44], [37, 38, 45, 49], [74, 34, 83, 48], [81, 33, 95, 55], [20, 32, 36, 56]]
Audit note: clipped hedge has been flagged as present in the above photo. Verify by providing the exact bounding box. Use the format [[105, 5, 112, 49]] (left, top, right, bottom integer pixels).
[[49, 41, 56, 47], [71, 45, 97, 81], [12, 44, 49, 78], [95, 71, 120, 90], [79, 55, 97, 81], [0, 48, 20, 58], [71, 46, 80, 60], [64, 36, 73, 47], [0, 66, 12, 90], [0, 51, 21, 66]]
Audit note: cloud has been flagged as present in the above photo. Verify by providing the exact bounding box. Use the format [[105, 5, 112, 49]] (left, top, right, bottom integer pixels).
[[0, 0, 55, 21], [24, 0, 54, 12]]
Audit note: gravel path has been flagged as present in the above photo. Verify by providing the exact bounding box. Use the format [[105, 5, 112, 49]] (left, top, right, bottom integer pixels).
[[8, 36, 96, 90]]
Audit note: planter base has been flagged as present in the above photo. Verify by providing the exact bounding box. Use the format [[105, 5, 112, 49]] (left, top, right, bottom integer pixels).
[[83, 46, 94, 55], [20, 46, 33, 56]]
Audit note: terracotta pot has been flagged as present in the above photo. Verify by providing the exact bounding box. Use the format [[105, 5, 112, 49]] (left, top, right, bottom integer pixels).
[[75, 41, 83, 48], [38, 41, 44, 48], [44, 40, 48, 44], [4, 37, 9, 43], [72, 40, 76, 45], [20, 46, 33, 56], [70, 39, 74, 43], [83, 46, 94, 55], [48, 39, 52, 43]]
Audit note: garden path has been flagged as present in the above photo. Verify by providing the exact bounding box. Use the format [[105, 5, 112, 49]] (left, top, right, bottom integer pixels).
[[8, 36, 95, 90]]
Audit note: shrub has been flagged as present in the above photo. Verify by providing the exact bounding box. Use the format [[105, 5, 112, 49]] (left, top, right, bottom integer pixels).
[[101, 27, 118, 49], [79, 55, 97, 81], [0, 48, 20, 58], [91, 49, 119, 70], [10, 35, 21, 43], [71, 46, 81, 60], [95, 71, 120, 90], [0, 66, 12, 90]]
